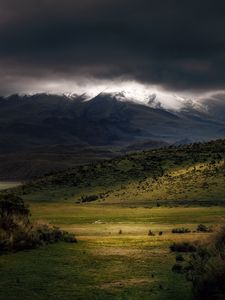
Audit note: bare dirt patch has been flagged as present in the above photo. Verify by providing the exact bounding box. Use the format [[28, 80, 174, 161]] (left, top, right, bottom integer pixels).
[[91, 247, 148, 258], [100, 278, 155, 290]]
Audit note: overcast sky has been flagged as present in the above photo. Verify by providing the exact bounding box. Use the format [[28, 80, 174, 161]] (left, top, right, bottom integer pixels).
[[1, 0, 225, 96]]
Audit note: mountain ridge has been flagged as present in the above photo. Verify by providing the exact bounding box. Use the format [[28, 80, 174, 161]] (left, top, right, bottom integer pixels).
[[0, 92, 225, 179]]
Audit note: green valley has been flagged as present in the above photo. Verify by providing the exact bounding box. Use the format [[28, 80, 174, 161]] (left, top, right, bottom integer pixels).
[[1, 139, 225, 300]]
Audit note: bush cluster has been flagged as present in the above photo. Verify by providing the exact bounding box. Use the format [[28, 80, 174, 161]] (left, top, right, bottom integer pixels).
[[171, 227, 225, 300], [148, 230, 155, 236], [197, 224, 212, 232], [0, 194, 77, 253], [80, 194, 99, 203], [172, 228, 191, 234], [170, 242, 196, 252]]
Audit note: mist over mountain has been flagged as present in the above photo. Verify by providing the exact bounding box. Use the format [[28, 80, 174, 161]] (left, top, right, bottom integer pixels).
[[0, 91, 225, 179]]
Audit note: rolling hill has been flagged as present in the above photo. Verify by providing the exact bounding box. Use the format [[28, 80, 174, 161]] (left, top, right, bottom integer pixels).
[[11, 139, 225, 206]]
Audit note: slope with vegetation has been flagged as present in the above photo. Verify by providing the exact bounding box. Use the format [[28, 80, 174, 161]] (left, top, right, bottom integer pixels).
[[11, 139, 225, 206]]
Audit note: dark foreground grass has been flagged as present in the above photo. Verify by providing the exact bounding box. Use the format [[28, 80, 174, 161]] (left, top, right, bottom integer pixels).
[[1, 204, 224, 300], [0, 237, 191, 300]]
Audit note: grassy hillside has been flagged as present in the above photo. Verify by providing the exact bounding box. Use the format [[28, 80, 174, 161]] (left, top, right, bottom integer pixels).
[[12, 139, 225, 206]]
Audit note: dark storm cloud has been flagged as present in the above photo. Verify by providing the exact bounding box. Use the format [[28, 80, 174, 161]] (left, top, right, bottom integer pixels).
[[1, 0, 225, 93]]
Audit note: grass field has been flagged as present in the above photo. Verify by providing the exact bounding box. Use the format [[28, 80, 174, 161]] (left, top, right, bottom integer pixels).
[[1, 203, 225, 300]]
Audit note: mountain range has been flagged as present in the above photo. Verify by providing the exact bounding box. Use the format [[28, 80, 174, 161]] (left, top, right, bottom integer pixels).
[[0, 91, 225, 179]]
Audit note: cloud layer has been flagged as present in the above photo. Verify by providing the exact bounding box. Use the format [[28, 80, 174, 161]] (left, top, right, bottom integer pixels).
[[1, 0, 225, 94]]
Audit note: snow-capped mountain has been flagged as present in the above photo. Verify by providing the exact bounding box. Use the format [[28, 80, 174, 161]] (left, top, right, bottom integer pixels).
[[80, 89, 207, 113], [0, 91, 225, 179]]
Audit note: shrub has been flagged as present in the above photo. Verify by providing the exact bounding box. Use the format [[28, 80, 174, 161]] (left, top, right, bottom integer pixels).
[[170, 242, 196, 252], [0, 194, 29, 232], [176, 254, 184, 262], [80, 194, 99, 203], [0, 194, 77, 253], [0, 194, 29, 218], [33, 224, 77, 245], [171, 227, 225, 300], [172, 263, 183, 273], [197, 224, 212, 233], [0, 229, 9, 250], [148, 230, 155, 236], [172, 228, 191, 234], [61, 231, 77, 243]]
